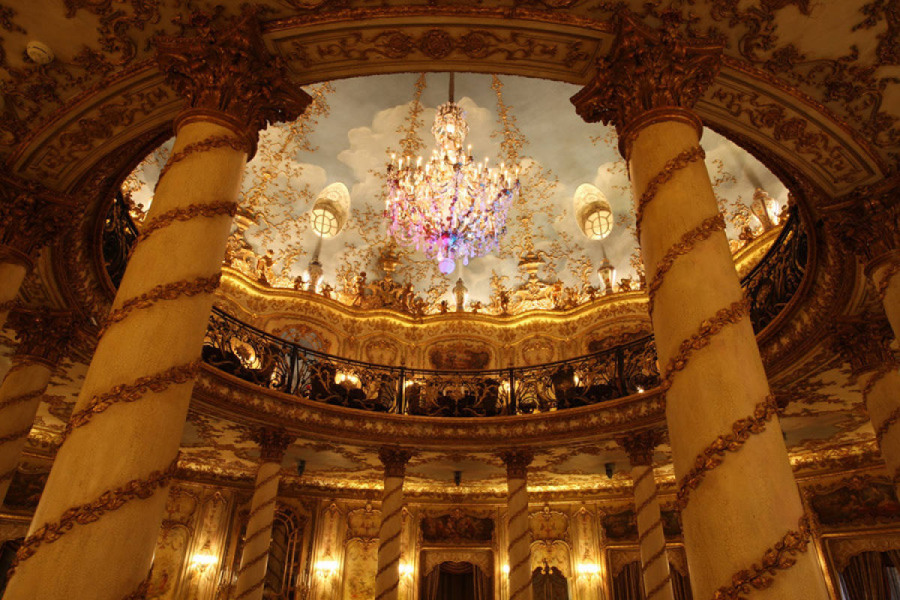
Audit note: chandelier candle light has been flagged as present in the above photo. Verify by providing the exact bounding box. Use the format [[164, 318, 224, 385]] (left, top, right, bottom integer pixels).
[[385, 74, 520, 275]]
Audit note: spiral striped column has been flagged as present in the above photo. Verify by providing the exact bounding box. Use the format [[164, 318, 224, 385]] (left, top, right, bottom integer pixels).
[[234, 428, 294, 600], [620, 431, 674, 600], [573, 13, 827, 600], [376, 446, 413, 600], [501, 449, 533, 600], [3, 15, 310, 600], [0, 310, 77, 504]]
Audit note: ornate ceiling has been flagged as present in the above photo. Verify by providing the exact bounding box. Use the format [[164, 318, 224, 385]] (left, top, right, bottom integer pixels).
[[122, 74, 789, 315], [0, 0, 895, 500]]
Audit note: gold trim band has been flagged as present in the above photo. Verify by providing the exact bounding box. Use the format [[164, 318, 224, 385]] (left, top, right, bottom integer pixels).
[[12, 459, 177, 570], [62, 362, 201, 441], [710, 516, 813, 600], [136, 201, 239, 246], [635, 146, 706, 238], [675, 395, 777, 511], [648, 214, 726, 315], [155, 135, 251, 190], [101, 274, 221, 335]]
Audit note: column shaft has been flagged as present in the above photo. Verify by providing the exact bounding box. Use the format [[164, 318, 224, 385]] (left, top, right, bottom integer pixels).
[[867, 370, 900, 482], [631, 465, 674, 600], [869, 252, 900, 340], [0, 360, 52, 503], [376, 474, 405, 600], [0, 257, 27, 329], [3, 119, 247, 600], [234, 460, 282, 600], [506, 474, 532, 600], [632, 119, 826, 599]]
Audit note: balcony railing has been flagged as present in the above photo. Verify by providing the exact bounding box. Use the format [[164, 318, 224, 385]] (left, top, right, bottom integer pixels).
[[103, 194, 808, 417]]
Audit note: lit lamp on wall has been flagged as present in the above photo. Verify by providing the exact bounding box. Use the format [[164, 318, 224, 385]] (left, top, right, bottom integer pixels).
[[190, 541, 218, 576], [400, 563, 415, 579], [597, 253, 616, 295], [315, 559, 339, 579]]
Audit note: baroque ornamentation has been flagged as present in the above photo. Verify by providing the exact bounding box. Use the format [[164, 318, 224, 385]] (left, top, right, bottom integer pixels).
[[571, 11, 722, 148], [7, 309, 80, 367], [136, 200, 239, 245], [634, 146, 706, 236], [710, 515, 813, 600], [155, 10, 312, 146], [378, 446, 414, 478], [500, 448, 535, 479], [824, 174, 900, 268], [675, 395, 777, 511], [11, 458, 178, 570], [251, 427, 294, 463], [619, 429, 665, 466], [828, 314, 896, 377], [62, 362, 201, 441], [0, 172, 75, 264], [102, 274, 222, 334]]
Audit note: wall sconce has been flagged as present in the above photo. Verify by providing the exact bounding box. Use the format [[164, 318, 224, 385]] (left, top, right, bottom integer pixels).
[[400, 563, 414, 578], [501, 564, 510, 575], [597, 255, 616, 295], [190, 542, 217, 575], [576, 563, 601, 581], [315, 559, 339, 578]]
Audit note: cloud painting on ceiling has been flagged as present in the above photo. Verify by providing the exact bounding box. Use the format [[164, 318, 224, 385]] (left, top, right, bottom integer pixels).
[[124, 73, 788, 315]]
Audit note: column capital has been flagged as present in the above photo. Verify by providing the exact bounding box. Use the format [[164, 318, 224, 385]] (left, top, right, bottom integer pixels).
[[829, 314, 896, 376], [7, 309, 80, 368], [155, 9, 312, 154], [378, 445, 414, 478], [499, 448, 534, 479], [0, 173, 75, 267], [618, 429, 665, 466], [570, 10, 722, 156], [251, 427, 294, 463], [824, 175, 900, 272]]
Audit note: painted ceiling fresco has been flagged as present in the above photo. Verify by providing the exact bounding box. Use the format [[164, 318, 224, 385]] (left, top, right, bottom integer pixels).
[[124, 74, 788, 314]]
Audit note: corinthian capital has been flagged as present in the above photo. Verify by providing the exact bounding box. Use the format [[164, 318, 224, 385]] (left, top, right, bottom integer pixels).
[[617, 429, 665, 467], [571, 11, 722, 152], [155, 10, 312, 149], [0, 173, 75, 266], [824, 175, 900, 270], [8, 309, 80, 367], [378, 446, 415, 478], [500, 448, 534, 479], [252, 427, 294, 463]]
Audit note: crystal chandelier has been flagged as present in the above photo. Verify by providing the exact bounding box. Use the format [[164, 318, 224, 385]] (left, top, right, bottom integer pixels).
[[385, 74, 519, 275]]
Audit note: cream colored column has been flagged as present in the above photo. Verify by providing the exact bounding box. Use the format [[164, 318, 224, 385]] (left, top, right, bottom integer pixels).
[[376, 446, 413, 600], [234, 428, 294, 600], [830, 317, 900, 493], [619, 431, 675, 600], [501, 449, 533, 600], [573, 13, 827, 600], [0, 176, 72, 330], [3, 15, 310, 600], [0, 311, 77, 504]]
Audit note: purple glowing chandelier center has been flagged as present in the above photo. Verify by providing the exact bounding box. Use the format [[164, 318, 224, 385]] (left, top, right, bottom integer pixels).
[[385, 99, 519, 275]]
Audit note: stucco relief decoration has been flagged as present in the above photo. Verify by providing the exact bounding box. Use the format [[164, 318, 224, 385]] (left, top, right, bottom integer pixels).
[[272, 323, 331, 353], [530, 505, 570, 542], [347, 504, 381, 540], [420, 509, 494, 544], [364, 337, 400, 366], [428, 341, 492, 370], [520, 337, 556, 366]]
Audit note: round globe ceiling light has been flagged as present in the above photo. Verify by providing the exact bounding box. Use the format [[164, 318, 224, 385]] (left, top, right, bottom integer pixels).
[[573, 183, 613, 241]]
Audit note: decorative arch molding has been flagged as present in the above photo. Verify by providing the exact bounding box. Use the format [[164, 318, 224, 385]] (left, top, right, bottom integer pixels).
[[6, 13, 886, 200]]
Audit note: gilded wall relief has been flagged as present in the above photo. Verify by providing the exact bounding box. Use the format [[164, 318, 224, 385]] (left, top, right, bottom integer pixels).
[[272, 322, 333, 353], [427, 340, 493, 370], [808, 476, 900, 527], [420, 509, 495, 544], [520, 336, 556, 366], [364, 337, 401, 366]]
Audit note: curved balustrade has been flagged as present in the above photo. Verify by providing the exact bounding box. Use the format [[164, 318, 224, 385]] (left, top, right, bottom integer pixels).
[[102, 195, 809, 417]]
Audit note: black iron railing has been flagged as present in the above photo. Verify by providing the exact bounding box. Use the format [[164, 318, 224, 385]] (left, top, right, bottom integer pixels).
[[102, 194, 808, 417]]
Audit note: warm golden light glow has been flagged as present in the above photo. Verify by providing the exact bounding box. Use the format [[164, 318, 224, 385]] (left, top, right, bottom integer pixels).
[[576, 564, 600, 576], [316, 559, 339, 577]]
